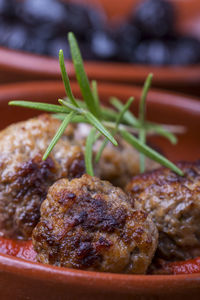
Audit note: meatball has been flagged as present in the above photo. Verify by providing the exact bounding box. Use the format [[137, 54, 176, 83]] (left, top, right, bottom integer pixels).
[[95, 138, 160, 187], [74, 124, 160, 187], [0, 114, 85, 240], [126, 161, 200, 261], [32, 174, 158, 274]]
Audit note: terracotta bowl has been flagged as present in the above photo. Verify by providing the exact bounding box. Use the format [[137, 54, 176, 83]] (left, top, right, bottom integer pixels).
[[0, 0, 199, 96], [0, 80, 200, 300]]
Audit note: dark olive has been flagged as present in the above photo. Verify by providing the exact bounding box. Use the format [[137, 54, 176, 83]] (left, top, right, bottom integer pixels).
[[133, 0, 174, 38]]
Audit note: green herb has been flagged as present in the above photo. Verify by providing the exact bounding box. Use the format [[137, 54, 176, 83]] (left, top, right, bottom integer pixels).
[[85, 128, 97, 176], [43, 112, 76, 160], [59, 50, 78, 108], [139, 73, 153, 173], [9, 32, 184, 177], [68, 32, 100, 118], [110, 97, 139, 127], [120, 129, 183, 176]]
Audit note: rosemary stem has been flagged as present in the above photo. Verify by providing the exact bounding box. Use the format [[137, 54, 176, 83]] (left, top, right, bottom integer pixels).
[[59, 99, 83, 114], [139, 73, 153, 173]]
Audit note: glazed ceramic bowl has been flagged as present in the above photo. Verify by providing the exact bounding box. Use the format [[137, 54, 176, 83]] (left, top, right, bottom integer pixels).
[[0, 80, 200, 300], [0, 0, 199, 96]]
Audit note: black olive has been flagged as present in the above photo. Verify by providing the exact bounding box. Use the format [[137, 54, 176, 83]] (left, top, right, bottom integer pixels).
[[134, 40, 171, 65], [0, 20, 28, 51], [17, 0, 67, 39], [170, 37, 200, 65], [113, 22, 141, 61], [133, 0, 174, 38], [62, 2, 105, 42], [46, 36, 71, 58], [0, 0, 198, 66], [90, 30, 118, 60], [0, 0, 17, 18], [78, 42, 97, 61], [24, 37, 47, 55]]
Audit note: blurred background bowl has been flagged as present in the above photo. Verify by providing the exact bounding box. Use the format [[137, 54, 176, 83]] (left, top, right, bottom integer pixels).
[[0, 0, 199, 96]]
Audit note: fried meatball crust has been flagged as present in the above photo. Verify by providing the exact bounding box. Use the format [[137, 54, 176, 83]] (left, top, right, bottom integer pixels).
[[32, 174, 158, 274], [126, 161, 200, 261], [0, 114, 85, 239]]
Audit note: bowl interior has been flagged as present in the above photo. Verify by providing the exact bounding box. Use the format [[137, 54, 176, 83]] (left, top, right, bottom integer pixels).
[[0, 81, 200, 299]]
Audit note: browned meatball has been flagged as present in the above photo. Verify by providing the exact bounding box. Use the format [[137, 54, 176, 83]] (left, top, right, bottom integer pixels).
[[75, 124, 160, 187], [126, 161, 200, 261], [95, 138, 160, 187], [0, 114, 85, 240], [32, 174, 158, 274]]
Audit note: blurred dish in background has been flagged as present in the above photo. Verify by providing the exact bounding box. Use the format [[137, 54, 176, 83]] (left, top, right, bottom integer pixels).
[[0, 0, 199, 96], [0, 0, 199, 66]]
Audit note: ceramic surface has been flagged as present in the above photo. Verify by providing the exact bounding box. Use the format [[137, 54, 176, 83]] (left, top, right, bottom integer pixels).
[[0, 80, 200, 299]]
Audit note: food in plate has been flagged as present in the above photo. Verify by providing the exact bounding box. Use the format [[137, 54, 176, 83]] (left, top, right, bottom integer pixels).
[[0, 113, 159, 241], [0, 33, 199, 275], [32, 174, 158, 274], [126, 161, 200, 261], [0, 0, 199, 65], [0, 114, 85, 239]]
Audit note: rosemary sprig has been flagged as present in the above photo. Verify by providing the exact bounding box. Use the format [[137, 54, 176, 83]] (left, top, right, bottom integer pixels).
[[109, 97, 178, 144], [9, 32, 184, 177], [85, 128, 97, 176], [95, 97, 134, 163], [59, 50, 78, 108], [139, 73, 153, 173], [68, 32, 100, 119], [120, 130, 183, 176], [91, 80, 101, 117], [110, 97, 139, 127], [59, 99, 117, 146], [43, 112, 76, 160], [9, 101, 68, 113]]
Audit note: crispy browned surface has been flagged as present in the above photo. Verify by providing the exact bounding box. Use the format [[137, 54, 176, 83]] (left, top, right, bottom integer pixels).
[[32, 174, 158, 274], [0, 115, 85, 240], [126, 161, 200, 261]]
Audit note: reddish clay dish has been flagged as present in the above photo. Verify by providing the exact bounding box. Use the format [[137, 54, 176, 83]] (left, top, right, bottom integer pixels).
[[0, 0, 199, 96], [0, 81, 200, 299]]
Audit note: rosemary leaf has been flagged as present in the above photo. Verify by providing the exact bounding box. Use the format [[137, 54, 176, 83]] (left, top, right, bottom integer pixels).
[[91, 80, 101, 118], [120, 129, 184, 176], [52, 113, 65, 120], [101, 106, 119, 121], [58, 99, 82, 113], [95, 97, 134, 165], [110, 97, 139, 126], [59, 50, 79, 107], [9, 101, 68, 113], [139, 73, 153, 173], [139, 128, 146, 173], [95, 139, 108, 163], [146, 123, 177, 144], [68, 32, 99, 118], [43, 111, 76, 160], [84, 111, 118, 146], [94, 97, 134, 164], [139, 73, 153, 123], [85, 128, 96, 176], [116, 97, 134, 129], [52, 113, 88, 124]]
